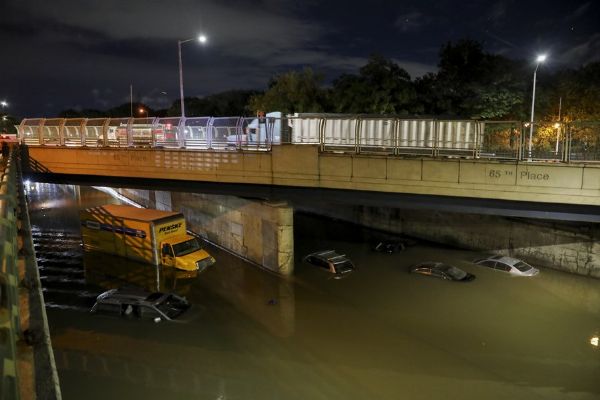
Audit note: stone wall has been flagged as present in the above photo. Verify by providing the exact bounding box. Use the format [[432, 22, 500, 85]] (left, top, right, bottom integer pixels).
[[118, 189, 294, 276]]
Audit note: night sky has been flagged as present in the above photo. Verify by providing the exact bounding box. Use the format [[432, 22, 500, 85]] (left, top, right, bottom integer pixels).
[[1, 0, 599, 117]]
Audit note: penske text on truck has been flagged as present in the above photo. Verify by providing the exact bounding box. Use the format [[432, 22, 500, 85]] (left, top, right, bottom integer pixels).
[[80, 204, 215, 272]]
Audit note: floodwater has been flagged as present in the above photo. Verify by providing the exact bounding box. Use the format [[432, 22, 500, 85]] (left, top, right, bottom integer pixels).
[[26, 182, 600, 400]]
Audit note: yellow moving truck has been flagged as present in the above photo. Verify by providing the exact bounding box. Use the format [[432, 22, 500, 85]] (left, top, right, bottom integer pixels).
[[80, 204, 215, 272]]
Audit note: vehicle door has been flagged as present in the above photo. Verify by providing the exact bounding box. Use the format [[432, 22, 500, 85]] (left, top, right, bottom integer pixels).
[[494, 262, 512, 273], [139, 305, 164, 321], [161, 243, 176, 266], [479, 260, 497, 270]]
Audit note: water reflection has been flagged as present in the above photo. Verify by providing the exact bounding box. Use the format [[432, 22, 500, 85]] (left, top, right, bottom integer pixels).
[[26, 183, 600, 400], [83, 250, 197, 294]]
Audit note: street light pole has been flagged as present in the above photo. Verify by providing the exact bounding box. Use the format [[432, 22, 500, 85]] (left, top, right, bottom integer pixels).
[[528, 54, 547, 160], [177, 34, 207, 118], [0, 101, 8, 133]]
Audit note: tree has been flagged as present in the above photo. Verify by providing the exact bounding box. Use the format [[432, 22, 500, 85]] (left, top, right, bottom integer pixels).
[[247, 68, 327, 115], [546, 62, 600, 121], [168, 90, 259, 117], [331, 54, 417, 115], [416, 40, 526, 119]]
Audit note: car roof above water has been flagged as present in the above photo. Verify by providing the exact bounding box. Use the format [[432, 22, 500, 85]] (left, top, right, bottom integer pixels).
[[96, 287, 167, 305], [486, 255, 524, 266]]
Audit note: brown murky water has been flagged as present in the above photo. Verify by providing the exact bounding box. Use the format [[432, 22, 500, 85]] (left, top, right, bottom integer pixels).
[[27, 182, 600, 400]]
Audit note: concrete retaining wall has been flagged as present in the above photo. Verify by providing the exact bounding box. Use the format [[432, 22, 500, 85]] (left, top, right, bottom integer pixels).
[[299, 204, 600, 278]]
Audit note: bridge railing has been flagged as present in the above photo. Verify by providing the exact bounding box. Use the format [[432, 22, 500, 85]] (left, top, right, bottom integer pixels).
[[567, 121, 600, 162], [14, 116, 600, 163]]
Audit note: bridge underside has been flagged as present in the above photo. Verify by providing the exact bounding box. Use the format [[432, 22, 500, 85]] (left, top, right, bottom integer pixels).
[[21, 145, 600, 222], [25, 171, 600, 223]]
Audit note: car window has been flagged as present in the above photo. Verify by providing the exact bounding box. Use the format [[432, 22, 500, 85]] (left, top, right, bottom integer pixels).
[[494, 261, 510, 272], [334, 261, 354, 274], [162, 244, 174, 257], [480, 260, 496, 268], [495, 263, 511, 272], [514, 261, 533, 272]]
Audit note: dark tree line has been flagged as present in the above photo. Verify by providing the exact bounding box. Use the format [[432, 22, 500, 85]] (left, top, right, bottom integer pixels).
[[250, 39, 599, 121], [58, 39, 600, 121]]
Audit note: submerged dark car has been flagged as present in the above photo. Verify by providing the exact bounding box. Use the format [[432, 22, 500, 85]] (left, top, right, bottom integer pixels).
[[373, 240, 406, 254], [91, 287, 192, 322], [410, 262, 475, 282], [304, 250, 355, 278]]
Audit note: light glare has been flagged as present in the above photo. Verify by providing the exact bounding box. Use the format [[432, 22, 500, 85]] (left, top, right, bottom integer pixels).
[[198, 35, 207, 44], [592, 336, 599, 347], [536, 54, 547, 63]]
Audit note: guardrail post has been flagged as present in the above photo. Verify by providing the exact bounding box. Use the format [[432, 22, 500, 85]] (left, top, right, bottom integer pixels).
[[38, 119, 46, 146], [80, 119, 87, 147], [126, 117, 133, 147], [58, 119, 66, 146], [151, 117, 157, 148], [432, 120, 439, 157], [207, 117, 214, 149], [355, 117, 361, 154]]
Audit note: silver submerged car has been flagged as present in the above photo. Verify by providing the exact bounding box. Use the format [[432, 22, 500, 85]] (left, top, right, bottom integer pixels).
[[473, 255, 539, 276], [304, 250, 355, 277], [91, 287, 192, 322], [410, 262, 475, 282]]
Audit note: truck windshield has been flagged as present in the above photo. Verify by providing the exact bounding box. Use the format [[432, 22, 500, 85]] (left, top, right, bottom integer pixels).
[[172, 238, 201, 257]]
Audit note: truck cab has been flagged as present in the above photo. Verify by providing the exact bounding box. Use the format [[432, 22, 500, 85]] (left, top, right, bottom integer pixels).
[[160, 235, 215, 272]]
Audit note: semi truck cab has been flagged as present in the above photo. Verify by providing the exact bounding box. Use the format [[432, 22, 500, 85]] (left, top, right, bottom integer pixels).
[[160, 235, 215, 272]]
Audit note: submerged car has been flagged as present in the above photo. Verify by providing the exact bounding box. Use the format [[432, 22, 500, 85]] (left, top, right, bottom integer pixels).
[[473, 255, 539, 276], [91, 287, 191, 322], [373, 240, 406, 254], [304, 250, 355, 277], [410, 262, 475, 282]]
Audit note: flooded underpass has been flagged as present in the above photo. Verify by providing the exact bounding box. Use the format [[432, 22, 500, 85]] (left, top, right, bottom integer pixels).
[[26, 182, 600, 399]]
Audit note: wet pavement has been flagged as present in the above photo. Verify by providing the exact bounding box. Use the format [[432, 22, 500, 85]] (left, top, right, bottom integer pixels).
[[26, 182, 600, 400]]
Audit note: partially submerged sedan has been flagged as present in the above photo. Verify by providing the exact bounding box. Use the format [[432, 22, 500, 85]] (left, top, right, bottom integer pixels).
[[473, 255, 539, 276], [410, 262, 475, 282], [91, 287, 192, 322], [304, 250, 355, 278]]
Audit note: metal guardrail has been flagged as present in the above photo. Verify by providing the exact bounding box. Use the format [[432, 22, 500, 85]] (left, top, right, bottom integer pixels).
[[0, 149, 21, 399], [14, 116, 600, 163]]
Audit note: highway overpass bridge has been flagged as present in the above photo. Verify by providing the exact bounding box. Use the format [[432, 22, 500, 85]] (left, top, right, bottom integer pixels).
[[14, 113, 600, 220]]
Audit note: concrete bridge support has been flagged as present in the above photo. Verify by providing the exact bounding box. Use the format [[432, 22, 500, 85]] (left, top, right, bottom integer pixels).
[[117, 188, 294, 276]]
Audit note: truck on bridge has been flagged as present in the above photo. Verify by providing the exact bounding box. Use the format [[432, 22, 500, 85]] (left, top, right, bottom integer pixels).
[[80, 204, 215, 272]]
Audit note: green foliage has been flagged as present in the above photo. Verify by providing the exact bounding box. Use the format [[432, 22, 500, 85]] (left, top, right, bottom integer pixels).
[[247, 68, 327, 114], [418, 40, 526, 119], [544, 62, 600, 121], [169, 90, 258, 117], [331, 54, 417, 115]]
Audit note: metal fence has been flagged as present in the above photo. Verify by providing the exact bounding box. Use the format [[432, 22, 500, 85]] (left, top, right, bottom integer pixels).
[[15, 115, 600, 163]]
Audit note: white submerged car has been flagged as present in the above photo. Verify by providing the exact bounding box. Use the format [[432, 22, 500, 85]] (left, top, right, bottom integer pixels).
[[473, 255, 539, 276]]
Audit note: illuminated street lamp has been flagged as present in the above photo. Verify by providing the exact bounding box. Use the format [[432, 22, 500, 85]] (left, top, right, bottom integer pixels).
[[138, 107, 148, 117], [527, 54, 547, 160], [1, 100, 8, 132], [178, 34, 208, 117]]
